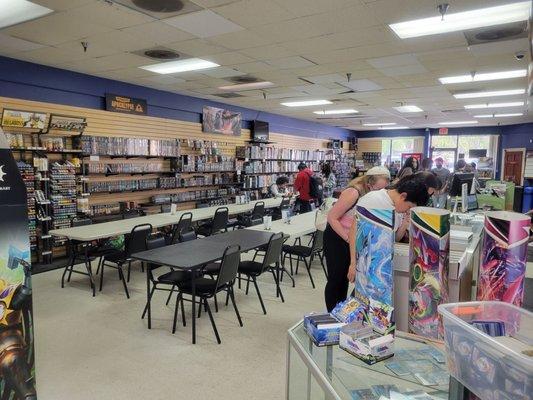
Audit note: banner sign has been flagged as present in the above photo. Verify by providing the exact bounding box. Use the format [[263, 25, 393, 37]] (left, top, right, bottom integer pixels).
[[0, 129, 37, 399], [1, 109, 46, 130], [48, 114, 86, 132], [202, 106, 241, 136], [105, 94, 147, 115]]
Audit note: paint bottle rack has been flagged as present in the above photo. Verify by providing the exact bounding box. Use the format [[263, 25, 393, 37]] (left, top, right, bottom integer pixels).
[[439, 301, 532, 400]]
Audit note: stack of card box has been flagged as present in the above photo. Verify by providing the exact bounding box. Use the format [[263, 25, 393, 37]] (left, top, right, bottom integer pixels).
[[339, 321, 394, 365], [303, 313, 346, 346]]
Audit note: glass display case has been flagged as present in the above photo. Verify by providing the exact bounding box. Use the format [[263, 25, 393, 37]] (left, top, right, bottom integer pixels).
[[287, 321, 452, 400]]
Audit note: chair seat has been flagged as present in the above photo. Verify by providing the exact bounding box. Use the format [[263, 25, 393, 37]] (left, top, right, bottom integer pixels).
[[238, 260, 263, 275], [179, 277, 219, 295], [282, 244, 312, 257], [103, 250, 127, 263], [157, 270, 191, 285], [196, 224, 212, 237], [226, 218, 239, 227], [203, 262, 221, 274]]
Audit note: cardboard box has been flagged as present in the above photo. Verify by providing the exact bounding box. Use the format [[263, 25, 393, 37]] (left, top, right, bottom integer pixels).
[[303, 313, 346, 346], [339, 323, 395, 365]]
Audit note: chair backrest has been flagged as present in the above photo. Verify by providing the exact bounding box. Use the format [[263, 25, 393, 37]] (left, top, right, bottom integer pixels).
[[211, 207, 229, 234], [171, 212, 193, 244], [261, 232, 284, 272], [72, 218, 92, 227], [125, 224, 153, 256], [145, 234, 166, 274], [311, 229, 324, 253], [178, 230, 197, 242], [215, 245, 241, 290], [248, 217, 263, 227], [123, 209, 144, 219], [251, 201, 265, 219]]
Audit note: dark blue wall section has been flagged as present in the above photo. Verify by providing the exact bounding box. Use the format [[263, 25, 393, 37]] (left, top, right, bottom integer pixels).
[[0, 55, 354, 140]]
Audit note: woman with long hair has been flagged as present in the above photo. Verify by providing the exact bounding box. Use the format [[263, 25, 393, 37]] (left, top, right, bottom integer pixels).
[[396, 156, 419, 181], [321, 163, 336, 198], [323, 166, 391, 311]]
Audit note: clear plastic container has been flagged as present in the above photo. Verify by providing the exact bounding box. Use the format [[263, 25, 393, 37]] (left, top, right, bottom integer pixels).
[[438, 301, 532, 400]]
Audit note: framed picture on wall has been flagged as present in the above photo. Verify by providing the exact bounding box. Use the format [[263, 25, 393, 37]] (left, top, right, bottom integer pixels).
[[48, 114, 87, 132], [1, 109, 47, 129], [202, 106, 241, 136]]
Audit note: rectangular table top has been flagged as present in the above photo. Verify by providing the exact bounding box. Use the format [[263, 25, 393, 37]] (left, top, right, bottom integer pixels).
[[132, 229, 275, 269], [49, 198, 283, 241], [246, 211, 317, 239]]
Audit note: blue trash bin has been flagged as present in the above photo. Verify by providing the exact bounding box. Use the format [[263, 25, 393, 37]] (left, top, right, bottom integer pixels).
[[522, 186, 533, 213]]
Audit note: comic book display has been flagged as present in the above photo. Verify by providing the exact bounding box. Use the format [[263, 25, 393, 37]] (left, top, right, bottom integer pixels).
[[477, 211, 530, 306], [354, 206, 395, 334], [0, 129, 36, 399], [408, 207, 450, 339]]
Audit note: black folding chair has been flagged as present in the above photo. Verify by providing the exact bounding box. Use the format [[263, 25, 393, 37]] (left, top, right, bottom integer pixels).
[[173, 245, 242, 344], [230, 201, 265, 229], [237, 232, 285, 314], [196, 207, 228, 237], [99, 223, 152, 298], [282, 230, 326, 289], [271, 197, 291, 220], [168, 212, 193, 244]]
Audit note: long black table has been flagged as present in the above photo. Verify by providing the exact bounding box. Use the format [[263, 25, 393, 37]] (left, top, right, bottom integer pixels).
[[132, 229, 275, 344]]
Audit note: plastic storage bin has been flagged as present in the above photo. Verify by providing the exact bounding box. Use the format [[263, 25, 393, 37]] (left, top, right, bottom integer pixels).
[[438, 301, 532, 400], [522, 186, 533, 213]]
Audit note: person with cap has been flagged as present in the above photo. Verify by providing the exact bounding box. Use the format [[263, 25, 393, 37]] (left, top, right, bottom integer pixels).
[[432, 157, 451, 208], [294, 162, 315, 213], [323, 166, 391, 312]]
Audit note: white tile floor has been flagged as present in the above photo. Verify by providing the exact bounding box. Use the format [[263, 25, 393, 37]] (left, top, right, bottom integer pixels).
[[32, 256, 327, 400]]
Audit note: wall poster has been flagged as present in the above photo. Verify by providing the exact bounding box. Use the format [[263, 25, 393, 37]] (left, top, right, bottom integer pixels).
[[1, 109, 46, 130], [202, 106, 241, 136]]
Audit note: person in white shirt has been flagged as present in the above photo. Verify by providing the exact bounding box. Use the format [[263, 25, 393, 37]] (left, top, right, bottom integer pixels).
[[269, 176, 289, 198], [347, 173, 431, 283]]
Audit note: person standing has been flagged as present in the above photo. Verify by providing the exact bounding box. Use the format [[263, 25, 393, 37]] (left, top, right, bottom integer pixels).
[[321, 163, 336, 198], [421, 157, 433, 172], [294, 162, 314, 213], [323, 166, 391, 311], [395, 156, 419, 182], [432, 157, 451, 208]]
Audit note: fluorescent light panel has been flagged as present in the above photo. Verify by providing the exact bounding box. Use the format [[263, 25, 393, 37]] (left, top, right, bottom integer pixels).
[[438, 121, 478, 125], [0, 0, 53, 29], [379, 126, 409, 130], [474, 113, 524, 118], [390, 1, 531, 38], [363, 122, 396, 126], [281, 100, 332, 107], [140, 58, 219, 74], [439, 69, 527, 84], [313, 109, 358, 115], [464, 101, 524, 109], [394, 105, 423, 113], [454, 89, 525, 99], [218, 81, 274, 91]]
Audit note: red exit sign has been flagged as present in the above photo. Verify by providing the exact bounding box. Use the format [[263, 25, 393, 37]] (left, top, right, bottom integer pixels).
[[438, 127, 448, 135]]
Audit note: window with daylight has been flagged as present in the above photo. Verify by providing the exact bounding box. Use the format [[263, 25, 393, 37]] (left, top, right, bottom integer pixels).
[[380, 138, 416, 164]]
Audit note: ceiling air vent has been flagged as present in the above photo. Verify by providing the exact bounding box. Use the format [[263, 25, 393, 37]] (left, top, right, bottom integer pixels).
[[229, 75, 260, 84], [464, 21, 527, 45], [213, 93, 244, 98], [132, 47, 184, 60], [112, 0, 201, 17], [441, 109, 465, 114]]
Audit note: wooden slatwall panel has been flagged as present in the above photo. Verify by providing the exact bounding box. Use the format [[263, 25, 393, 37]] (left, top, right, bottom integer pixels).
[[356, 139, 382, 158], [0, 96, 335, 208]]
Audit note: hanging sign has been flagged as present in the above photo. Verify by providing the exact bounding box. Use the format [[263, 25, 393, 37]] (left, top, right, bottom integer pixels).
[[48, 114, 86, 132], [1, 109, 46, 129], [105, 94, 147, 115], [438, 127, 448, 135]]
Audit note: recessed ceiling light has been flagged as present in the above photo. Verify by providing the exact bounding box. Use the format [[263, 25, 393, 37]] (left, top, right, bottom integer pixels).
[[0, 0, 53, 29], [313, 109, 358, 115], [438, 121, 478, 125], [363, 122, 397, 126], [281, 100, 332, 107], [218, 81, 274, 91], [474, 113, 524, 118], [389, 1, 531, 38], [379, 126, 409, 130], [464, 101, 524, 109], [439, 69, 527, 84], [394, 105, 423, 113], [454, 89, 525, 99], [140, 58, 219, 74]]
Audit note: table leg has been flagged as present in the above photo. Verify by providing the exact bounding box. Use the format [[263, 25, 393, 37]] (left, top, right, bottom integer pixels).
[[61, 240, 75, 288], [191, 270, 197, 344], [146, 266, 151, 330]]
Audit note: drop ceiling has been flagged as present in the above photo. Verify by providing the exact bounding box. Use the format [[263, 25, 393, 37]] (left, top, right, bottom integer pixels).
[[0, 0, 531, 130]]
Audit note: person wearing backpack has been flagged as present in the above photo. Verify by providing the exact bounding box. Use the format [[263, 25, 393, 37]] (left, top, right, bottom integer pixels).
[[323, 166, 391, 311], [294, 162, 316, 213]]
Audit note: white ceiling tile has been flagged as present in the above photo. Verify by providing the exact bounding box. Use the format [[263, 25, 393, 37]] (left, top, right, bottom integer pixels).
[[141, 75, 186, 85], [54, 40, 119, 59], [200, 66, 247, 78], [379, 64, 428, 77], [272, 0, 357, 18], [0, 34, 46, 53], [163, 10, 244, 38], [212, 0, 294, 28], [190, 0, 240, 7], [166, 39, 229, 56], [65, 2, 154, 29], [239, 44, 293, 60], [301, 74, 346, 84], [121, 22, 195, 44], [340, 79, 383, 92], [32, 0, 94, 11], [266, 56, 316, 69], [79, 30, 157, 52], [204, 51, 254, 65], [228, 61, 276, 73], [468, 38, 529, 57], [367, 53, 419, 69], [291, 84, 345, 96], [206, 29, 275, 50], [13, 46, 84, 65]]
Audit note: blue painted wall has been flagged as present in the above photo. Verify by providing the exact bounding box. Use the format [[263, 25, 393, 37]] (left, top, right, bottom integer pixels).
[[0, 55, 354, 140]]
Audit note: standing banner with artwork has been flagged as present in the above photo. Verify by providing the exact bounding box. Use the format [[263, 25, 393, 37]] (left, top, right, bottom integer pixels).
[[408, 207, 450, 339], [477, 211, 530, 306], [202, 106, 241, 136], [0, 128, 37, 399], [354, 206, 395, 334]]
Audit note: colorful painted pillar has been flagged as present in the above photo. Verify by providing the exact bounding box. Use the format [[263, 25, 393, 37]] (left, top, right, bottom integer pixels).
[[354, 206, 395, 334], [0, 129, 37, 399], [408, 207, 450, 339], [477, 211, 530, 306]]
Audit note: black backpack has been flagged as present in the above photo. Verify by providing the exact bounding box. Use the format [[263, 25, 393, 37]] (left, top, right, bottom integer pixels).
[[309, 175, 324, 199]]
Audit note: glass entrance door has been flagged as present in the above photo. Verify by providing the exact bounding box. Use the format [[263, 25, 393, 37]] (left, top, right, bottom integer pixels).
[[430, 148, 457, 171]]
